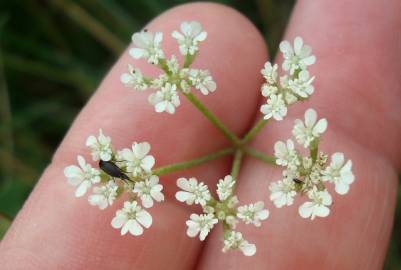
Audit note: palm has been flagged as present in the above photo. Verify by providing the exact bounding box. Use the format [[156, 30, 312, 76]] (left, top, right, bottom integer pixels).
[[1, 1, 400, 269]]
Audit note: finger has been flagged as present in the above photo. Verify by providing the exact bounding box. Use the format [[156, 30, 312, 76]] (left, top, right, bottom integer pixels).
[[0, 3, 267, 270], [198, 0, 401, 269]]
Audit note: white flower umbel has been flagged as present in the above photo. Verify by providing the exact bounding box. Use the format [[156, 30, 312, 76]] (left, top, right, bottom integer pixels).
[[120, 64, 149, 91], [299, 187, 332, 220], [176, 175, 268, 256], [133, 175, 165, 208], [293, 108, 328, 148], [216, 175, 235, 201], [223, 231, 256, 256], [111, 201, 152, 236], [64, 155, 101, 197], [172, 21, 207, 56], [237, 201, 269, 227], [279, 36, 316, 75], [148, 83, 180, 114], [130, 30, 164, 64], [269, 177, 297, 208], [175, 177, 211, 206], [322, 152, 355, 195], [186, 213, 218, 241], [119, 142, 155, 178], [260, 94, 287, 121], [88, 180, 118, 209], [86, 129, 113, 161], [188, 69, 217, 95]]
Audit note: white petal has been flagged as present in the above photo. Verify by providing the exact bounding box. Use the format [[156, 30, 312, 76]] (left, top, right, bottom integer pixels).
[[298, 202, 314, 218], [240, 242, 256, 256], [313, 118, 328, 134], [129, 48, 145, 59], [177, 178, 190, 190], [133, 142, 151, 159], [199, 229, 209, 241], [186, 221, 199, 238], [175, 191, 192, 203], [75, 181, 91, 197], [293, 36, 303, 55], [335, 182, 350, 195], [304, 108, 317, 127], [141, 195, 154, 208], [315, 205, 330, 218], [111, 215, 127, 229], [64, 165, 82, 179], [332, 152, 345, 167], [141, 155, 155, 171], [86, 136, 97, 147], [279, 40, 292, 53], [128, 220, 144, 236], [136, 210, 152, 228]]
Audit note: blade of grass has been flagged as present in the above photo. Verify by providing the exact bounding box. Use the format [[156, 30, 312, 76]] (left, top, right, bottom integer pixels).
[[0, 213, 12, 240], [50, 0, 125, 55]]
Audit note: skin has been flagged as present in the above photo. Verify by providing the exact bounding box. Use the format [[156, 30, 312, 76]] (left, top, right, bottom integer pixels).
[[0, 1, 400, 269]]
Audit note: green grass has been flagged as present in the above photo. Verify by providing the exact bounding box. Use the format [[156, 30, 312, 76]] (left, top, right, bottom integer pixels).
[[0, 0, 399, 267]]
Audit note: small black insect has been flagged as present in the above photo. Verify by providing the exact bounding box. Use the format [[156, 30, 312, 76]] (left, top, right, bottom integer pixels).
[[293, 178, 303, 184], [99, 160, 130, 181]]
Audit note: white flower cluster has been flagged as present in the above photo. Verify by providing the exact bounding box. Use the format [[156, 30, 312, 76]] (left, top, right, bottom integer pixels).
[[260, 37, 316, 121], [121, 21, 216, 114], [269, 109, 355, 220], [64, 129, 164, 236], [176, 175, 269, 256]]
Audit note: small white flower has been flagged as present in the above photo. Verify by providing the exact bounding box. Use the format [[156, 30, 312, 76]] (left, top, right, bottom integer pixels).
[[86, 129, 113, 161], [292, 108, 328, 148], [188, 69, 216, 95], [120, 64, 148, 91], [111, 201, 152, 236], [166, 55, 179, 75], [133, 175, 165, 208], [298, 187, 332, 220], [237, 201, 269, 227], [261, 83, 278, 97], [322, 152, 355, 195], [288, 70, 315, 98], [261, 62, 278, 84], [175, 177, 211, 206], [151, 74, 169, 89], [119, 142, 155, 177], [148, 83, 180, 114], [130, 30, 164, 64], [64, 155, 101, 197], [274, 139, 299, 169], [269, 177, 297, 208], [216, 175, 235, 201], [222, 231, 256, 256], [260, 94, 287, 121], [186, 213, 218, 241], [88, 180, 118, 209], [172, 21, 207, 55], [279, 36, 316, 75]]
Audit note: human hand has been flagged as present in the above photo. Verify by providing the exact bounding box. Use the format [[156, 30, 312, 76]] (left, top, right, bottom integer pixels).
[[0, 1, 400, 269]]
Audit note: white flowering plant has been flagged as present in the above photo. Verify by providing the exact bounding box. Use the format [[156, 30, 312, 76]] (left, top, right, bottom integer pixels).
[[64, 21, 355, 257]]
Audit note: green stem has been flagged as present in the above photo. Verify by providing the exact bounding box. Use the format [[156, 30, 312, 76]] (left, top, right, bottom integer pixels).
[[183, 92, 240, 145], [244, 147, 276, 165], [153, 148, 234, 176], [183, 53, 196, 68], [230, 149, 243, 179], [241, 118, 268, 145]]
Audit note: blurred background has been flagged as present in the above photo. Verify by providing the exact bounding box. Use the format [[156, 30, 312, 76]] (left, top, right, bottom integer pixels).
[[0, 0, 399, 268]]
